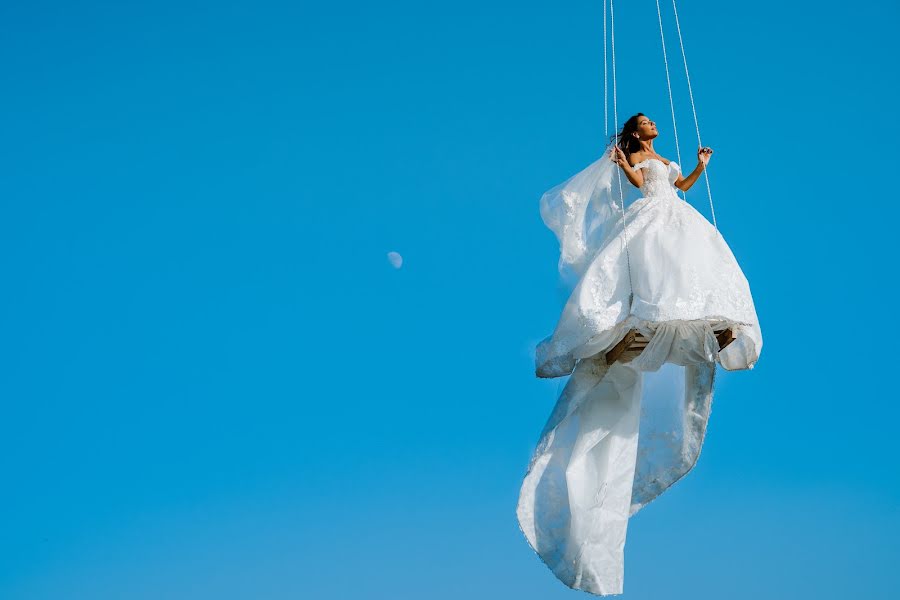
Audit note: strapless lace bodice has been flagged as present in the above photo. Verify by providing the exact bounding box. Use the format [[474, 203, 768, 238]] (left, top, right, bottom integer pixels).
[[632, 158, 681, 199]]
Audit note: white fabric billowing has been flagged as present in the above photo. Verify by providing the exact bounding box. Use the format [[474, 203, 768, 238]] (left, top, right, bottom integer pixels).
[[538, 142, 642, 290], [517, 144, 762, 595], [516, 359, 643, 595]]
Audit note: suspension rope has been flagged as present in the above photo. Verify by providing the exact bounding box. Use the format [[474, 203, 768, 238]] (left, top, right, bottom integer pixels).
[[608, 0, 634, 304], [670, 0, 717, 229], [603, 0, 608, 137], [654, 0, 684, 196]]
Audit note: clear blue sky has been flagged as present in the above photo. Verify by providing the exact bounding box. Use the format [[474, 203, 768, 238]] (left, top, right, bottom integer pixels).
[[1, 1, 898, 598]]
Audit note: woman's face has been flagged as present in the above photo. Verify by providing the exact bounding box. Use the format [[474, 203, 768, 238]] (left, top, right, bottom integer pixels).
[[634, 116, 659, 140]]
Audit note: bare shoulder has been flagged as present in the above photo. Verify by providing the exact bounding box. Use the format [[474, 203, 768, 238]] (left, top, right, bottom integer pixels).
[[628, 151, 648, 168]]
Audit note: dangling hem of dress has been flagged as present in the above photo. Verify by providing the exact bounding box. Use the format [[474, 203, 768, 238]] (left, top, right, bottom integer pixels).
[[516, 317, 724, 595], [520, 311, 758, 596], [515, 351, 713, 596]]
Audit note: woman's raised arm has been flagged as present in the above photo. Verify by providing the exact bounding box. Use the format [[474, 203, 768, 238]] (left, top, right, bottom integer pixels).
[[674, 146, 713, 192]]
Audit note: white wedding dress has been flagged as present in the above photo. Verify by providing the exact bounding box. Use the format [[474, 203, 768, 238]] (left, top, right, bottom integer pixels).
[[516, 143, 763, 595]]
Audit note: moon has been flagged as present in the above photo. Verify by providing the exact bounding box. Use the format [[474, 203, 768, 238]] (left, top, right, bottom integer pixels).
[[387, 251, 403, 269]]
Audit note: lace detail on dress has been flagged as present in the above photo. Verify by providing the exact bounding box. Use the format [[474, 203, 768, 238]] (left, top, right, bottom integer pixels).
[[634, 158, 681, 200]]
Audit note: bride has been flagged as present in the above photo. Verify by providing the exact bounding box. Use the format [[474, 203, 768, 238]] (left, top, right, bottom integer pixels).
[[516, 113, 763, 595], [614, 114, 711, 198]]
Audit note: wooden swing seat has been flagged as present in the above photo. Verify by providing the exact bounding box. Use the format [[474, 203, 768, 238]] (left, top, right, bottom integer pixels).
[[605, 327, 735, 365]]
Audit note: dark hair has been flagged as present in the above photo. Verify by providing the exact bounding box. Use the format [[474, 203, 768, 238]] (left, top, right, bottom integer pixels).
[[609, 112, 645, 163]]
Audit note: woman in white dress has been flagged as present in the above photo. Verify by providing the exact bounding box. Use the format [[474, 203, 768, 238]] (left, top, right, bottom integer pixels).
[[516, 113, 763, 595]]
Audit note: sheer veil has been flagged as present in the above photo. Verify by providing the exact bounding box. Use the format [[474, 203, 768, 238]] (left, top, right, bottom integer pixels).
[[539, 139, 642, 290]]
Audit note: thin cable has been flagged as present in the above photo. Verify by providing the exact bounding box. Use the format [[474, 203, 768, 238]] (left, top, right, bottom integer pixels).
[[609, 0, 634, 303], [603, 0, 608, 137], [654, 0, 685, 200], [671, 0, 717, 229]]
